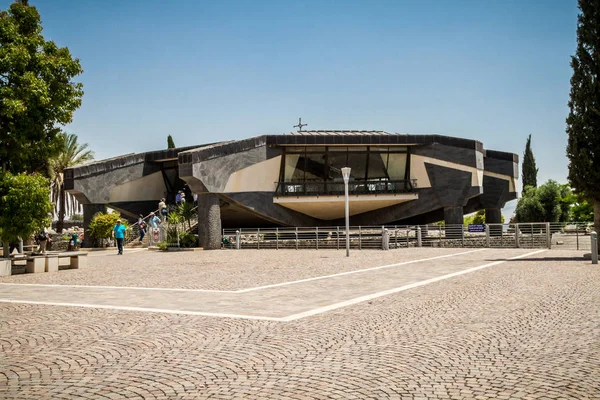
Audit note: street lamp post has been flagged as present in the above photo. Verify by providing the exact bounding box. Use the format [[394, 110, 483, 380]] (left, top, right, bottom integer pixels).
[[341, 167, 351, 257]]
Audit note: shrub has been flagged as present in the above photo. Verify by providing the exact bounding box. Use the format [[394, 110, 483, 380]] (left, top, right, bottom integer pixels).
[[179, 233, 197, 248], [88, 212, 128, 242], [156, 241, 168, 251]]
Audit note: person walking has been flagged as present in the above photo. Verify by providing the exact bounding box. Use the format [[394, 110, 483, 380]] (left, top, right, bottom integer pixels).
[[37, 228, 48, 254], [158, 198, 168, 221], [137, 214, 146, 243], [148, 212, 161, 244], [139, 221, 146, 244], [112, 219, 127, 255]]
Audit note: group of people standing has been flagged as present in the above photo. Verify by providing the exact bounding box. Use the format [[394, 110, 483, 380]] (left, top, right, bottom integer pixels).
[[111, 189, 193, 255]]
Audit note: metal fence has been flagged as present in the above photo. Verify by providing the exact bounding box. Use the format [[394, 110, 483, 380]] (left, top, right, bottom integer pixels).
[[222, 222, 595, 251]]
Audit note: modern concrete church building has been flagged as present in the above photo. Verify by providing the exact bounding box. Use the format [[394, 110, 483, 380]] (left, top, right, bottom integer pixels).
[[65, 131, 518, 249]]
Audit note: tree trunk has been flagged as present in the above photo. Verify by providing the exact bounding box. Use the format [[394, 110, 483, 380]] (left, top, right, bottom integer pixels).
[[2, 241, 9, 259], [57, 184, 65, 233]]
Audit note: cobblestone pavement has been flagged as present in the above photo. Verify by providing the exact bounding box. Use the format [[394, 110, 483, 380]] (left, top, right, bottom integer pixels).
[[1, 249, 600, 399], [0, 248, 488, 290]]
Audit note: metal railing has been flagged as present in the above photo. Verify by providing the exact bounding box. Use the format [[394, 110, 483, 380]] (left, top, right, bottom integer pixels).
[[274, 179, 417, 196], [124, 208, 161, 246], [222, 222, 595, 251]]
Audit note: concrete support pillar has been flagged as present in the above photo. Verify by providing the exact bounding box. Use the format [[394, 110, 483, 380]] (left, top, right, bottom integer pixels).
[[83, 204, 107, 248], [486, 208, 502, 237], [198, 194, 222, 250], [444, 206, 463, 239]]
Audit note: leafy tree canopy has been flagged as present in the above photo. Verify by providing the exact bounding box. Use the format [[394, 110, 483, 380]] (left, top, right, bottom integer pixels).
[[522, 134, 538, 189], [48, 132, 94, 232], [167, 135, 175, 149], [570, 199, 594, 222], [0, 172, 52, 243], [515, 181, 578, 223], [88, 212, 127, 240], [0, 0, 84, 174], [566, 0, 600, 233], [463, 210, 505, 225]]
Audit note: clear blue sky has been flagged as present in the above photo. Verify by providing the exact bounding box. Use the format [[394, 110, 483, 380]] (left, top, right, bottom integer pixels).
[[4, 0, 579, 215]]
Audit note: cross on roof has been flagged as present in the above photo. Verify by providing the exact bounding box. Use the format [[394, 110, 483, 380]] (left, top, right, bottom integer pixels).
[[293, 118, 307, 132]]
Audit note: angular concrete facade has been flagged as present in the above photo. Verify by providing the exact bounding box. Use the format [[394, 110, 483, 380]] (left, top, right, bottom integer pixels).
[[65, 131, 518, 248]]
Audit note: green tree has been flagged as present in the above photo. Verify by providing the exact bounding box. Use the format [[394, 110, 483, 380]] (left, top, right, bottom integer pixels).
[[515, 186, 545, 223], [537, 180, 562, 223], [0, 173, 52, 258], [0, 1, 84, 175], [167, 135, 175, 149], [515, 181, 575, 224], [463, 209, 504, 225], [570, 199, 594, 222], [558, 184, 575, 223], [522, 134, 538, 189], [48, 132, 94, 233], [566, 0, 600, 235], [87, 212, 127, 247]]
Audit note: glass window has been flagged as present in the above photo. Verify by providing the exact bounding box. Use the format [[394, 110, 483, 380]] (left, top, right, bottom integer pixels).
[[285, 146, 305, 153], [387, 153, 407, 180], [367, 152, 389, 180], [347, 152, 368, 180], [328, 146, 347, 152], [304, 152, 326, 181], [370, 146, 389, 152], [284, 154, 304, 182], [327, 150, 348, 182], [388, 146, 407, 152], [347, 146, 368, 152]]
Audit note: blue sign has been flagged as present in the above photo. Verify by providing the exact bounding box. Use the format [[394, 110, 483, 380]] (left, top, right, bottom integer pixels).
[[468, 224, 485, 233]]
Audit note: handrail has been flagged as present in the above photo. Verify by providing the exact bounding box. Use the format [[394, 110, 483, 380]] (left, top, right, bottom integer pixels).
[[124, 208, 161, 245], [274, 179, 417, 196]]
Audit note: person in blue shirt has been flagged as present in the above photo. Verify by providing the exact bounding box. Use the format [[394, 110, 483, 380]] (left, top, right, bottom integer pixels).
[[149, 212, 161, 229], [111, 219, 127, 255]]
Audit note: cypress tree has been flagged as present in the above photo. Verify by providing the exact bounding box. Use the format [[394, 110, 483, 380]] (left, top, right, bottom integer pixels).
[[167, 135, 176, 149], [566, 0, 600, 236], [522, 134, 538, 189]]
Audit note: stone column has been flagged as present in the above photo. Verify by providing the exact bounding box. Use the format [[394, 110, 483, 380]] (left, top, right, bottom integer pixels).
[[198, 194, 222, 250], [83, 204, 107, 248], [444, 206, 463, 239], [485, 208, 503, 237]]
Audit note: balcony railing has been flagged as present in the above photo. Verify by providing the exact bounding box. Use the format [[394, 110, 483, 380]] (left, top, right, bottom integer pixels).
[[274, 179, 417, 196]]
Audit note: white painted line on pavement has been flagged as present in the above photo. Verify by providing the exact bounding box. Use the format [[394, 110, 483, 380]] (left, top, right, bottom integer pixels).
[[0, 299, 283, 322], [0, 283, 236, 293], [280, 249, 548, 321], [0, 249, 546, 321], [236, 248, 488, 293], [0, 248, 487, 294]]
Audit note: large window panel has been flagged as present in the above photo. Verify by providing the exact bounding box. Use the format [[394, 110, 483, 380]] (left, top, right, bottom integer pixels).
[[284, 154, 304, 182], [327, 148, 348, 182], [387, 153, 407, 180], [346, 152, 367, 180], [304, 152, 326, 181], [367, 152, 389, 180]]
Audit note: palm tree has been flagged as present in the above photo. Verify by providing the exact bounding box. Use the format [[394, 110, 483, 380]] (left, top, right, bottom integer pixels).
[[48, 133, 94, 233]]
